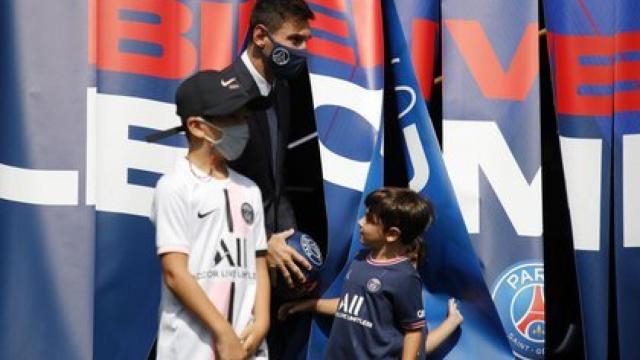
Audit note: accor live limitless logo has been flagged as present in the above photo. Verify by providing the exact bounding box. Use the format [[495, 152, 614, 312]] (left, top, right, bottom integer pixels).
[[335, 293, 372, 328]]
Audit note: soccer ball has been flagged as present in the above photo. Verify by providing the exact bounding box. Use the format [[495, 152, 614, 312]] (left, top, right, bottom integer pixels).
[[276, 231, 324, 299]]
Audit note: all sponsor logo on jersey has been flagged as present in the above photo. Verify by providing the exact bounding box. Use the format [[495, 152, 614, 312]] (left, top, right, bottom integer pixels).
[[492, 261, 545, 360], [336, 293, 372, 328], [214, 237, 248, 268], [241, 203, 254, 225]]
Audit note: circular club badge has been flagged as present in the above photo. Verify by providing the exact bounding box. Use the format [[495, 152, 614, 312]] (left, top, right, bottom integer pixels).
[[492, 261, 545, 360], [366, 278, 381, 293], [300, 234, 323, 267], [272, 47, 290, 66], [241, 203, 254, 225]]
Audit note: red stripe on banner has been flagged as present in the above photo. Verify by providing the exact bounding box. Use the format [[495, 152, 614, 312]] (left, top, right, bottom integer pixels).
[[96, 0, 197, 79], [446, 20, 538, 101], [308, 37, 355, 65], [549, 31, 640, 115], [307, 0, 346, 12], [237, 0, 257, 54], [549, 32, 613, 116], [614, 31, 640, 112], [201, 2, 234, 70], [411, 19, 438, 100], [311, 12, 349, 38], [351, 0, 383, 68]]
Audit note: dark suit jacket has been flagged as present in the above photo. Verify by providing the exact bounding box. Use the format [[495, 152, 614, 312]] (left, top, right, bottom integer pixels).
[[228, 57, 296, 235]]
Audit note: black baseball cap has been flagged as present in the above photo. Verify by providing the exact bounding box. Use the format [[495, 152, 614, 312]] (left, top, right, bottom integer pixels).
[[145, 68, 271, 142]]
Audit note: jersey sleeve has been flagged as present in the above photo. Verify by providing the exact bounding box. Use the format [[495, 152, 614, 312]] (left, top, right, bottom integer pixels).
[[151, 177, 191, 255], [394, 273, 426, 330], [253, 188, 268, 255]]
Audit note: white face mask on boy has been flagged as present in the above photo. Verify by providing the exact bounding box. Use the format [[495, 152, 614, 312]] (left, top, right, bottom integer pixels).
[[198, 118, 250, 161]]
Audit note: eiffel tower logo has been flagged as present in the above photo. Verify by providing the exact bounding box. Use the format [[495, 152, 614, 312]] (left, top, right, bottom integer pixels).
[[515, 284, 545, 341]]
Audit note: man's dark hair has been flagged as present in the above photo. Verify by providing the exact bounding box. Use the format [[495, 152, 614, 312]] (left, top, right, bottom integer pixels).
[[250, 0, 315, 32], [364, 187, 435, 265]]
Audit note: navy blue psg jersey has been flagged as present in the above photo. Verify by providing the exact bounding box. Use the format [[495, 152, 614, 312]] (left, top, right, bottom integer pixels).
[[325, 251, 426, 359]]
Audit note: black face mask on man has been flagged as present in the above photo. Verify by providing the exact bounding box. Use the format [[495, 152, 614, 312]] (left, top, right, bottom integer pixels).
[[265, 33, 307, 80]]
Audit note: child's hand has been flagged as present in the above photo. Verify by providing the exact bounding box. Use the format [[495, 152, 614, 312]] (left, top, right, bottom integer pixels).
[[445, 298, 464, 327], [277, 299, 314, 321], [239, 318, 268, 356], [215, 327, 247, 360]]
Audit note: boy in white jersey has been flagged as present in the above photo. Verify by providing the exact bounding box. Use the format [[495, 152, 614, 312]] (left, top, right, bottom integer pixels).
[[150, 69, 272, 360]]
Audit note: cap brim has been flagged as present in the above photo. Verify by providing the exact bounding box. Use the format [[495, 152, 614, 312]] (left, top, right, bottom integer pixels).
[[202, 94, 272, 118]]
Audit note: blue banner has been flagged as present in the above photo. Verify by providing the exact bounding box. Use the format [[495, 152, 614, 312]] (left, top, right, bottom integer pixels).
[[384, 1, 513, 359], [393, 0, 439, 101], [0, 1, 93, 359], [441, 0, 544, 359], [611, 2, 640, 358], [544, 0, 640, 358]]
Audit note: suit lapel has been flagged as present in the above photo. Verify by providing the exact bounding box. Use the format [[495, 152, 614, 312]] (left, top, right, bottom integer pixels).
[[233, 58, 275, 180], [274, 79, 290, 184]]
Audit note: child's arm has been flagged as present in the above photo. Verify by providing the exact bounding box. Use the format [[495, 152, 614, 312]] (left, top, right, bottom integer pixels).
[[161, 252, 247, 360], [402, 329, 424, 360], [277, 298, 339, 320], [239, 255, 270, 355], [425, 298, 464, 354]]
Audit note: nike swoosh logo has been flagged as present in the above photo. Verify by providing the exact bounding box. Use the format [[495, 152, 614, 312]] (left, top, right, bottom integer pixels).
[[220, 77, 237, 87], [197, 209, 216, 218]]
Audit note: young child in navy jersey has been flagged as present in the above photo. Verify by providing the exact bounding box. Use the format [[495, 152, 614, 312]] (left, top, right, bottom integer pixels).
[[278, 187, 463, 359]]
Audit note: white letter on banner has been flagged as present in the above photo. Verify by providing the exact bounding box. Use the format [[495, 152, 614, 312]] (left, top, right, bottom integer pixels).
[[624, 134, 640, 248], [403, 125, 429, 192], [93, 93, 186, 217], [394, 85, 429, 192], [309, 73, 383, 192], [0, 164, 78, 205], [443, 120, 542, 236], [559, 136, 602, 251], [0, 93, 81, 205]]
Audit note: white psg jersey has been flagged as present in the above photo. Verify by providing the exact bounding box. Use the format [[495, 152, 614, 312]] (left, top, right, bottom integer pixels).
[[150, 157, 268, 360]]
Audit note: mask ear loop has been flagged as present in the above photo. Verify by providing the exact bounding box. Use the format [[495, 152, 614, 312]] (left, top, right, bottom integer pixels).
[[196, 117, 225, 145]]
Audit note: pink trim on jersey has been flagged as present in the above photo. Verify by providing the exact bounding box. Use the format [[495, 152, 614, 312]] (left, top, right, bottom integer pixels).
[[157, 245, 190, 255], [402, 320, 426, 330], [366, 254, 409, 266], [208, 281, 232, 360], [226, 181, 251, 236]]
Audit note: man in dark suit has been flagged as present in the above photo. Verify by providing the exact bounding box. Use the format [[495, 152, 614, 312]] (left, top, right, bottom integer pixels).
[[228, 0, 315, 287], [225, 2, 318, 358]]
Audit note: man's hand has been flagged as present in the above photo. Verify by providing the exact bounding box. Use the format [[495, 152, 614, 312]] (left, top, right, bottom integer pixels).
[[277, 299, 315, 321], [266, 229, 312, 287], [239, 318, 269, 356], [215, 325, 247, 360]]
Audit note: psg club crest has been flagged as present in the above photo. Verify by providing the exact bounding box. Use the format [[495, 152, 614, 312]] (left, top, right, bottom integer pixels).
[[241, 203, 254, 225], [366, 278, 381, 293], [492, 261, 545, 360], [300, 233, 323, 267], [272, 47, 290, 66]]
